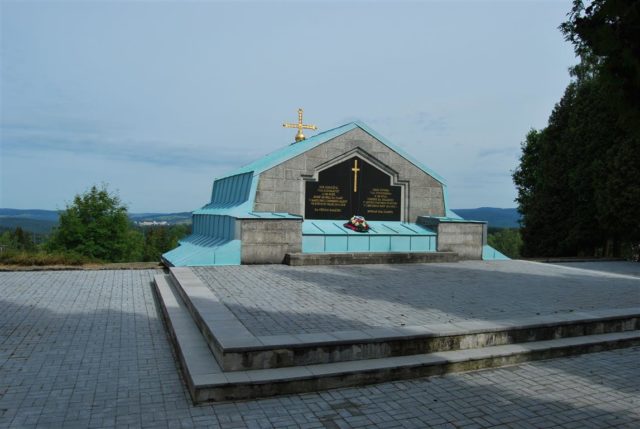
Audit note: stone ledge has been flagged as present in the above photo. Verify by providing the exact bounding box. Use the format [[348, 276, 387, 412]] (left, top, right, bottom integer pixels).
[[284, 251, 459, 266], [153, 274, 222, 400], [164, 268, 640, 372], [155, 272, 640, 403], [168, 268, 261, 371]]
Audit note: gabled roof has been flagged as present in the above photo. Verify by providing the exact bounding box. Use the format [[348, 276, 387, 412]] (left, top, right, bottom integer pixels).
[[222, 121, 447, 185], [194, 121, 460, 218]]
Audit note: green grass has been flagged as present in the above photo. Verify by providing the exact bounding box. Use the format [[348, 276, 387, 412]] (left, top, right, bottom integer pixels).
[[0, 250, 96, 266]]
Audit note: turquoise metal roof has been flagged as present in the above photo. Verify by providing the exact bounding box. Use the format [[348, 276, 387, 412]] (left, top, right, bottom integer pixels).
[[209, 172, 253, 206], [223, 121, 448, 185], [444, 192, 462, 219], [162, 238, 241, 266], [195, 120, 452, 219], [482, 245, 510, 260], [193, 207, 302, 219], [426, 215, 486, 224], [302, 220, 436, 236], [224, 123, 358, 177], [302, 220, 438, 253]]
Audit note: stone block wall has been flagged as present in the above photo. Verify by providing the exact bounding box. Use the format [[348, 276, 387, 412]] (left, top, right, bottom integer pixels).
[[240, 219, 302, 264], [418, 217, 485, 260], [254, 128, 445, 222]]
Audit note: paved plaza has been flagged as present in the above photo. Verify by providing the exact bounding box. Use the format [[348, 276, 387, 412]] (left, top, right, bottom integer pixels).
[[193, 261, 640, 336], [1, 264, 639, 428], [555, 261, 640, 278]]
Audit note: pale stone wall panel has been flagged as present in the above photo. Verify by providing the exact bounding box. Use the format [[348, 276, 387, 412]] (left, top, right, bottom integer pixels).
[[254, 128, 445, 221], [240, 219, 302, 264]]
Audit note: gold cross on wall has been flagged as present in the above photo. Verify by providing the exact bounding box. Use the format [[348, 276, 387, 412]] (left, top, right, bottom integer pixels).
[[352, 159, 360, 192], [283, 108, 318, 142]]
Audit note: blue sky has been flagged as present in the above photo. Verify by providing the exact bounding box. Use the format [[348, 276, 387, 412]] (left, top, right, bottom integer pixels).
[[1, 1, 576, 213]]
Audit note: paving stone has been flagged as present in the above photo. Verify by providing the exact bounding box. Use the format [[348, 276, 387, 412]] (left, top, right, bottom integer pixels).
[[192, 261, 640, 337], [0, 269, 639, 428]]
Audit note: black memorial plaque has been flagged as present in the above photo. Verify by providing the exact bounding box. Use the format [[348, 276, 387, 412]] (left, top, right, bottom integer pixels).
[[305, 156, 401, 221]]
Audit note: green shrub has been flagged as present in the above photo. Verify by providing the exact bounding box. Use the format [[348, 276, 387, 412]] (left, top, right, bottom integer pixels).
[[47, 185, 141, 262], [488, 228, 523, 259]]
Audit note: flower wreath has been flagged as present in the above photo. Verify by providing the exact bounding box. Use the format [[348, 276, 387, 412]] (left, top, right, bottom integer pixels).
[[344, 215, 369, 233]]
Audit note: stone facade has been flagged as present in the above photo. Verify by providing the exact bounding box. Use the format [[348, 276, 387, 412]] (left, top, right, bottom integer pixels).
[[254, 128, 445, 222], [240, 219, 302, 264], [418, 217, 485, 260]]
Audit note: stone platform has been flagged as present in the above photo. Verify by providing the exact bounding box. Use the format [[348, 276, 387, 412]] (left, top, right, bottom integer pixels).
[[153, 261, 640, 403], [284, 251, 458, 266]]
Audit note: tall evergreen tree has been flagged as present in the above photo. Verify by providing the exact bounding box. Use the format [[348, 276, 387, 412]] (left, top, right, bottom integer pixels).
[[514, 0, 639, 257]]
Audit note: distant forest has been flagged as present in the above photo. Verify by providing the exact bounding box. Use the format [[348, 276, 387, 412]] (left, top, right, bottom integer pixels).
[[0, 189, 191, 265], [0, 205, 523, 263], [0, 207, 521, 234], [0, 208, 191, 234], [451, 208, 520, 229]]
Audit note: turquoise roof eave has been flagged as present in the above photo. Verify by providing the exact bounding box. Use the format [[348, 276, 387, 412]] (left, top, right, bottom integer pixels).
[[192, 206, 302, 219], [443, 187, 460, 219], [221, 121, 448, 186], [224, 123, 358, 178], [424, 215, 487, 224], [354, 121, 447, 186], [482, 244, 510, 260], [194, 120, 455, 224], [302, 220, 437, 236]]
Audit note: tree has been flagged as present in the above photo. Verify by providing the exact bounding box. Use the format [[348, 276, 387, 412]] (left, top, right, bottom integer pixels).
[[0, 227, 36, 251], [561, 0, 640, 133], [513, 0, 640, 258], [487, 228, 522, 259], [561, 1, 640, 254], [48, 185, 142, 262], [138, 223, 190, 262]]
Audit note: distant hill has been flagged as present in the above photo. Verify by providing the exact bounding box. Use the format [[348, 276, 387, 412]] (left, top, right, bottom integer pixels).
[[0, 209, 192, 234], [0, 208, 60, 222], [1, 207, 520, 233], [452, 207, 520, 228], [0, 218, 59, 235], [128, 212, 192, 224]]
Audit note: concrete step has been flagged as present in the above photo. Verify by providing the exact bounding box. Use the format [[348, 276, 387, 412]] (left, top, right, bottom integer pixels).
[[152, 279, 640, 403], [284, 251, 459, 266], [167, 267, 259, 370], [164, 267, 640, 372], [153, 274, 223, 400]]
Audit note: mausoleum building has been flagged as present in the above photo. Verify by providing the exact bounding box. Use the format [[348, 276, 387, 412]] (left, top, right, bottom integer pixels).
[[162, 121, 507, 266]]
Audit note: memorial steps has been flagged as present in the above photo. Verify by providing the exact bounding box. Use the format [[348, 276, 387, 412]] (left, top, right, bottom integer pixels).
[[153, 268, 640, 404]]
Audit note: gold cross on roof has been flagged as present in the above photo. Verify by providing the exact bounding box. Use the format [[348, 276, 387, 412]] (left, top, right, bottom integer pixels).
[[283, 108, 318, 142]]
